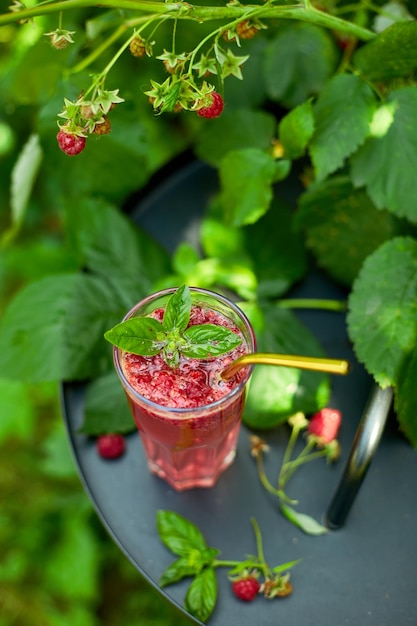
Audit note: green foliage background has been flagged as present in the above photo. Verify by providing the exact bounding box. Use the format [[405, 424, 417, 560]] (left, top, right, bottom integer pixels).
[[0, 390, 193, 626], [2, 0, 417, 623]]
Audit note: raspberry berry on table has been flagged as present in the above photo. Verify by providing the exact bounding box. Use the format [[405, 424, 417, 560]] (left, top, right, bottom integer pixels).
[[97, 434, 126, 459], [56, 130, 86, 156], [197, 92, 224, 119], [231, 576, 261, 601], [307, 408, 342, 444]]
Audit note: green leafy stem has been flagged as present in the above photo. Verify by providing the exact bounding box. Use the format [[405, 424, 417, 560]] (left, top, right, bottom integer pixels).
[[1, 0, 375, 41], [157, 510, 300, 622], [277, 298, 346, 312]]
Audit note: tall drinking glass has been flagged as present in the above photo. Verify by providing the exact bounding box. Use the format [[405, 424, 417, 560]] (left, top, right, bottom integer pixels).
[[113, 287, 256, 491]]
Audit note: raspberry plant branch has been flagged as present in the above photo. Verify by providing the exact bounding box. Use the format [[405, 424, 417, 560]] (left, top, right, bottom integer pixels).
[[66, 16, 160, 76], [276, 298, 347, 311], [250, 409, 342, 535], [186, 5, 264, 72], [0, 1, 375, 41], [157, 510, 300, 620], [279, 440, 328, 487]]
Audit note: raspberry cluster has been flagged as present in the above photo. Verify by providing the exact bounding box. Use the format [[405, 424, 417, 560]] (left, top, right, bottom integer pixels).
[[230, 572, 293, 602], [50, 13, 264, 154], [56, 89, 123, 156]]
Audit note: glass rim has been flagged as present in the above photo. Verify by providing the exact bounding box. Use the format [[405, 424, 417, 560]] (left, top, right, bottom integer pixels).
[[113, 286, 256, 415]]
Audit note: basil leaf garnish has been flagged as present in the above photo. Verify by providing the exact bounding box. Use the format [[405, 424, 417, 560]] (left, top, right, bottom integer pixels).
[[182, 324, 242, 358], [104, 285, 242, 367], [162, 283, 191, 332], [104, 316, 164, 355]]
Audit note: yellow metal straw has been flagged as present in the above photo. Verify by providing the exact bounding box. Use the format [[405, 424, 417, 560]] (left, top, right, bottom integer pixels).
[[222, 353, 350, 380]]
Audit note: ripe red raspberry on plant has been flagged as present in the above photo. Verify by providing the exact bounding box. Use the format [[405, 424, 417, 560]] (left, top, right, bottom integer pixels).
[[56, 130, 86, 156], [231, 576, 260, 602], [97, 434, 126, 459], [307, 408, 342, 444], [197, 92, 224, 119]]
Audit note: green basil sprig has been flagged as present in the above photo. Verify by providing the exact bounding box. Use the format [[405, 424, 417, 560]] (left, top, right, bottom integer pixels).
[[157, 510, 300, 622], [104, 284, 242, 368]]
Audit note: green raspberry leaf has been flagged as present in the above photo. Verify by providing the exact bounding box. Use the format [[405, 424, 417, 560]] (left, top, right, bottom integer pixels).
[[263, 23, 338, 108], [0, 378, 34, 443], [395, 351, 417, 448], [81, 370, 135, 435], [182, 324, 242, 358], [184, 257, 257, 301], [104, 317, 165, 356], [278, 100, 315, 160], [4, 134, 42, 246], [67, 196, 171, 306], [156, 510, 208, 556], [373, 1, 414, 34], [350, 86, 417, 222], [219, 148, 290, 226], [0, 273, 126, 382], [244, 195, 308, 298], [195, 108, 276, 167], [184, 567, 217, 623], [296, 177, 403, 286], [43, 507, 100, 601], [310, 74, 376, 181], [172, 243, 201, 276], [347, 237, 417, 388], [162, 283, 191, 332], [280, 503, 328, 535], [243, 304, 330, 429], [353, 21, 417, 81], [201, 216, 245, 259]]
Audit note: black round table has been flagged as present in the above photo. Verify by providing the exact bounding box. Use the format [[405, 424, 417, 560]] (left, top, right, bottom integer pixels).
[[62, 160, 417, 625]]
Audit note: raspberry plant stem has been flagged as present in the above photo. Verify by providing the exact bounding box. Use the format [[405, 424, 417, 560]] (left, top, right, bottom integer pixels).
[[251, 517, 267, 570], [255, 451, 297, 505], [279, 439, 324, 488], [211, 518, 273, 578], [186, 6, 264, 82], [68, 23, 128, 76], [281, 421, 303, 471], [0, 1, 375, 41], [76, 17, 160, 96], [277, 298, 346, 311]]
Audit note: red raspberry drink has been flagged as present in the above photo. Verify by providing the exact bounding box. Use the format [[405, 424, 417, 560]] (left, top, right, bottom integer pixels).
[[113, 288, 256, 491]]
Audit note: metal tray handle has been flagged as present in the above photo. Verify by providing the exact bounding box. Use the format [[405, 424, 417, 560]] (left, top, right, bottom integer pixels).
[[325, 384, 394, 529]]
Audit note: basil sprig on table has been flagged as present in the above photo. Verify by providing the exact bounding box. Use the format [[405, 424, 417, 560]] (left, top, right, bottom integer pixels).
[[104, 284, 242, 368], [157, 510, 300, 622]]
